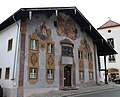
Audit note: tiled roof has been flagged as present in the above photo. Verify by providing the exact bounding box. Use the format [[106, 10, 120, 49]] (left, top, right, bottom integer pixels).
[[98, 20, 120, 29]]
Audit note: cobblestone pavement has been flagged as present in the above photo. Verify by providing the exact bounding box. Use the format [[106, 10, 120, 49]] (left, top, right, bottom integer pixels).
[[29, 82, 120, 97]]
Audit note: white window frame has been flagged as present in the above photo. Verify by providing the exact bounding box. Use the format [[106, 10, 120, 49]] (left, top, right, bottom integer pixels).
[[47, 69, 54, 80], [79, 71, 84, 80], [89, 71, 93, 80], [78, 50, 83, 59], [108, 54, 116, 62], [29, 68, 37, 79], [47, 43, 54, 54], [88, 52, 92, 61], [30, 39, 38, 51]]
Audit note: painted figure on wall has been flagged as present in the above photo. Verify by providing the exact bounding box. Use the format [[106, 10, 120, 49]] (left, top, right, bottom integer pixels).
[[56, 13, 78, 40], [35, 22, 51, 41]]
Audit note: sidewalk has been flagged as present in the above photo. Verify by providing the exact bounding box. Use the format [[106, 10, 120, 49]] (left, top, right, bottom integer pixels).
[[29, 82, 120, 97]]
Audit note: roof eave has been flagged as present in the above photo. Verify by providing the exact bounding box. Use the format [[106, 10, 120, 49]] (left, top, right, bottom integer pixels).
[[0, 7, 117, 56]]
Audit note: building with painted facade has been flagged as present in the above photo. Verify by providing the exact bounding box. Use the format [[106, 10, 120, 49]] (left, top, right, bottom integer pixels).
[[0, 7, 117, 97], [98, 19, 120, 82]]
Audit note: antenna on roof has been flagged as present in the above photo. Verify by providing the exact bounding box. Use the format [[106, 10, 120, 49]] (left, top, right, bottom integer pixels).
[[108, 17, 111, 20]]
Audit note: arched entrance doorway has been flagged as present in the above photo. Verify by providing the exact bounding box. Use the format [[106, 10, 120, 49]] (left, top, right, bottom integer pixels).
[[64, 66, 71, 86]]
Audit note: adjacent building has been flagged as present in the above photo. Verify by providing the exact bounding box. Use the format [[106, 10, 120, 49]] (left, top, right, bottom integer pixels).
[[0, 7, 117, 97], [98, 19, 120, 82]]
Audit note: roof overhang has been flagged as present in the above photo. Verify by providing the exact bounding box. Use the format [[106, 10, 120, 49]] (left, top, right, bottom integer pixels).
[[94, 39, 117, 56], [0, 6, 117, 56]]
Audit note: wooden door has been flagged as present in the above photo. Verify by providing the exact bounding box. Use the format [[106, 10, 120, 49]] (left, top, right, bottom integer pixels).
[[64, 66, 71, 86]]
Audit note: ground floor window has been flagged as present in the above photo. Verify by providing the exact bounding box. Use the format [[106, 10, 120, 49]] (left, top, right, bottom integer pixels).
[[47, 69, 54, 80], [5, 68, 10, 79], [89, 71, 93, 80], [79, 71, 84, 80], [29, 68, 37, 79]]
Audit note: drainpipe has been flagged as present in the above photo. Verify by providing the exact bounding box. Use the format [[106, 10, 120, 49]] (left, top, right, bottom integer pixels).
[[11, 15, 20, 80], [104, 55, 108, 84]]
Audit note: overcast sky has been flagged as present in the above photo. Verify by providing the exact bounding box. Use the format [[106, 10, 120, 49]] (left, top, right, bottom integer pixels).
[[0, 0, 120, 28]]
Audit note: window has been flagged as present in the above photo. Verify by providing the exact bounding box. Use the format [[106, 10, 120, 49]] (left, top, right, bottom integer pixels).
[[29, 68, 37, 79], [5, 68, 10, 79], [62, 46, 73, 57], [78, 50, 83, 59], [47, 69, 54, 80], [8, 39, 13, 51], [47, 43, 54, 54], [88, 52, 92, 61], [108, 30, 111, 33], [107, 38, 114, 48], [89, 71, 93, 80], [0, 68, 2, 79], [30, 39, 38, 51], [108, 55, 115, 62], [79, 71, 84, 80]]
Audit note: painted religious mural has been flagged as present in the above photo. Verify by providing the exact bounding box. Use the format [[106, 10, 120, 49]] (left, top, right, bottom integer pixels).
[[28, 22, 55, 84], [55, 13, 78, 40]]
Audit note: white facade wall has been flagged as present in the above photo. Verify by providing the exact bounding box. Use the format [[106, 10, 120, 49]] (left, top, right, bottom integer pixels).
[[0, 21, 21, 96], [99, 27, 120, 69]]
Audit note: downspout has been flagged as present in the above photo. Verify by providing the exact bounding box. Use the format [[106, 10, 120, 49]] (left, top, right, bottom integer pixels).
[[11, 15, 20, 80], [94, 43, 98, 85]]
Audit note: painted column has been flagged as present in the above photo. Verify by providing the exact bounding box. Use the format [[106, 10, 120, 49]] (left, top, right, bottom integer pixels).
[[18, 21, 27, 97]]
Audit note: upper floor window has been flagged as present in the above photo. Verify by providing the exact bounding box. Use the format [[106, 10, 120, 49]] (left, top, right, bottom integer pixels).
[[108, 30, 111, 33], [5, 68, 10, 79], [78, 50, 83, 59], [88, 52, 92, 61], [47, 43, 54, 54], [30, 39, 38, 51], [107, 38, 114, 48], [108, 55, 116, 62], [62, 46, 73, 57], [8, 39, 13, 51]]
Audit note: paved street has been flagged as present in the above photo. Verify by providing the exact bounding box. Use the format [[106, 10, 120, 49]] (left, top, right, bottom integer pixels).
[[73, 88, 120, 97], [29, 82, 120, 97]]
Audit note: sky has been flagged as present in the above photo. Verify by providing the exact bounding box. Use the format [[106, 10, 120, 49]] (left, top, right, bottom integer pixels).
[[0, 0, 120, 28]]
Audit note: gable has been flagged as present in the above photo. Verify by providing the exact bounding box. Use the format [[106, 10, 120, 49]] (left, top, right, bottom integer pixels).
[[98, 20, 120, 29]]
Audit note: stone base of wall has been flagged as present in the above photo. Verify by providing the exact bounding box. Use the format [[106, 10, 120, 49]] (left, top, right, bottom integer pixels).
[[3, 88, 17, 97], [24, 88, 59, 97]]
